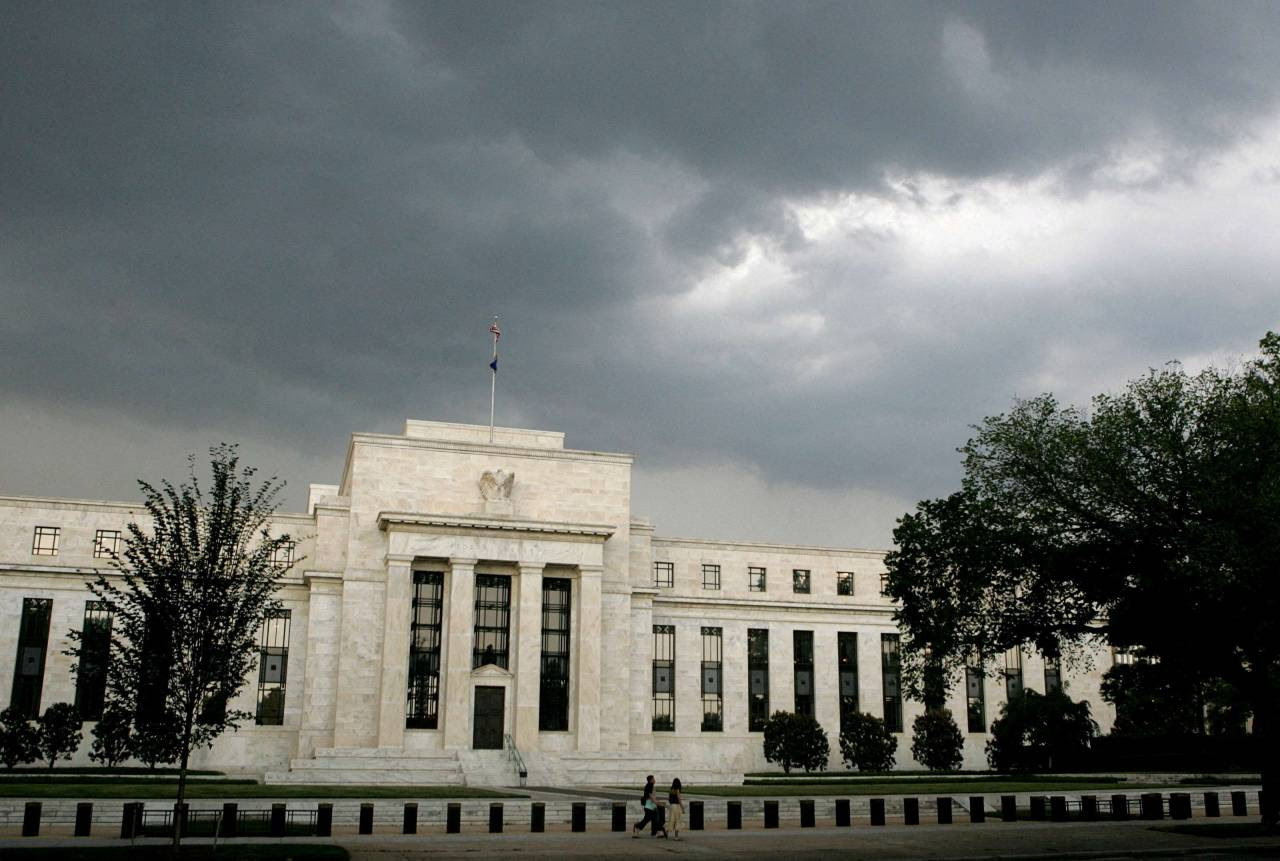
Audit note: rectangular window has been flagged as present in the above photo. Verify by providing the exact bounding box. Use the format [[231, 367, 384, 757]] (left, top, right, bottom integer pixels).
[[838, 632, 858, 734], [792, 569, 811, 594], [652, 625, 675, 731], [701, 564, 720, 590], [653, 561, 674, 588], [1043, 654, 1061, 694], [539, 577, 572, 731], [406, 571, 444, 728], [76, 601, 113, 720], [701, 627, 723, 731], [11, 598, 53, 717], [31, 526, 59, 556], [748, 566, 767, 592], [473, 574, 511, 668], [879, 572, 889, 595], [793, 630, 814, 716], [966, 653, 985, 732], [256, 609, 291, 725], [1004, 646, 1023, 701], [137, 621, 171, 723], [748, 628, 769, 731], [93, 530, 122, 559], [836, 571, 855, 596], [270, 541, 296, 566], [1112, 645, 1135, 666], [881, 633, 902, 732]]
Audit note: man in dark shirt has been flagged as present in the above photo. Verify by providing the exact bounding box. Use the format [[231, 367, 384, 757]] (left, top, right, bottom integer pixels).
[[632, 774, 657, 837]]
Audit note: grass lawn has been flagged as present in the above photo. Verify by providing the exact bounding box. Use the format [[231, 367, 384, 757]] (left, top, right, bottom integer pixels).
[[0, 845, 348, 860], [4, 767, 223, 776], [0, 780, 523, 799], [744, 774, 1129, 787], [683, 779, 1197, 797]]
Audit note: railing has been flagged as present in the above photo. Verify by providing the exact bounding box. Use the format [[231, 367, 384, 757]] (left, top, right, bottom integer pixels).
[[504, 733, 528, 787]]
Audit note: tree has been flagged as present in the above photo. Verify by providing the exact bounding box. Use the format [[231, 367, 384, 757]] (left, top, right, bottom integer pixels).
[[0, 707, 39, 769], [1100, 661, 1206, 737], [886, 333, 1280, 824], [838, 711, 897, 772], [986, 689, 1096, 772], [910, 708, 963, 772], [68, 444, 296, 847], [762, 711, 830, 774], [36, 703, 83, 770], [89, 705, 133, 767]]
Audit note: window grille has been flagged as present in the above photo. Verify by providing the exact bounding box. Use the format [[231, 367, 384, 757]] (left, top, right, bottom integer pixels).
[[748, 567, 767, 592], [792, 569, 810, 594], [473, 574, 511, 669], [838, 632, 858, 733], [881, 633, 902, 732], [31, 526, 59, 556], [93, 530, 121, 559], [539, 578, 571, 731], [76, 601, 113, 720], [966, 653, 985, 732], [747, 628, 769, 731], [701, 627, 722, 731], [701, 564, 720, 590], [256, 610, 290, 725], [836, 571, 855, 596], [652, 625, 675, 731], [406, 571, 444, 728], [793, 630, 814, 716], [11, 598, 53, 717], [653, 561, 674, 588]]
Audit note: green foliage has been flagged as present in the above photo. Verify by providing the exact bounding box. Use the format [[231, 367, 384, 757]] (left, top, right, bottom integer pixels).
[[0, 707, 40, 769], [910, 708, 963, 772], [986, 689, 1097, 773], [1100, 661, 1205, 736], [762, 711, 830, 774], [130, 711, 182, 770], [36, 703, 83, 770], [88, 706, 133, 768], [838, 711, 897, 772]]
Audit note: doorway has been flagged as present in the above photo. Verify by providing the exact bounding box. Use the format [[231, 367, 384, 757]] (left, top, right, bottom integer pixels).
[[472, 686, 505, 749]]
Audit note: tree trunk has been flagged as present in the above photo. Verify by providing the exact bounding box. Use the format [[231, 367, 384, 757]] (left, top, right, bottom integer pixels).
[[172, 715, 193, 852]]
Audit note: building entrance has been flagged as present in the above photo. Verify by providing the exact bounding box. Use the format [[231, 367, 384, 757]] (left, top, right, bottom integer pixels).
[[472, 686, 504, 749]]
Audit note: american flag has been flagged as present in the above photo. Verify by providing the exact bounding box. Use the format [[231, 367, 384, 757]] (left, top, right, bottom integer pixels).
[[489, 321, 501, 341]]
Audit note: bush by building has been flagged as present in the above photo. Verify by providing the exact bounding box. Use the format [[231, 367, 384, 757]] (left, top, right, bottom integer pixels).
[[910, 707, 963, 772], [762, 711, 830, 774], [839, 711, 897, 772]]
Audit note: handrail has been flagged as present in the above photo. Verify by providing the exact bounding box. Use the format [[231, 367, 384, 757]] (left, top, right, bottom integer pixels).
[[504, 733, 528, 787]]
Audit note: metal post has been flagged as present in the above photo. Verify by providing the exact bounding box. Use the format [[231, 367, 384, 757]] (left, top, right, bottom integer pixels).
[[937, 797, 952, 824], [835, 798, 851, 827], [531, 802, 545, 833], [903, 797, 919, 825], [74, 802, 93, 837], [969, 796, 985, 823]]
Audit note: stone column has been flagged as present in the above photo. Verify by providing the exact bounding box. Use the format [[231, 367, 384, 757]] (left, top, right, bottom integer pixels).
[[575, 564, 603, 751], [442, 558, 477, 750], [298, 571, 343, 758], [514, 563, 544, 750], [376, 555, 415, 748]]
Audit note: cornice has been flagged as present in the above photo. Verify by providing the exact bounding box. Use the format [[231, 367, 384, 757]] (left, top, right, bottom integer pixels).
[[378, 511, 615, 539]]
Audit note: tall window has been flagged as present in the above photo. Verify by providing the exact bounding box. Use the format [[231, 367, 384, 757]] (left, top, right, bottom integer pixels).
[[879, 572, 889, 595], [473, 574, 511, 668], [12, 598, 53, 717], [701, 627, 723, 731], [539, 578, 572, 731], [881, 633, 902, 732], [76, 601, 113, 720], [793, 630, 814, 716], [31, 527, 59, 556], [792, 569, 811, 594], [653, 561, 674, 588], [701, 564, 720, 590], [93, 530, 121, 559], [748, 628, 769, 731], [838, 632, 858, 734], [1112, 645, 1135, 666], [1004, 647, 1023, 701], [748, 566, 767, 592], [652, 625, 675, 731], [1043, 654, 1061, 694], [966, 652, 985, 732], [406, 571, 444, 728], [836, 571, 855, 596], [256, 609, 291, 725]]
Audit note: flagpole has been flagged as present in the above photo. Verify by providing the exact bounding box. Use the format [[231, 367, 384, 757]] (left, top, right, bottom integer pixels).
[[488, 316, 499, 443]]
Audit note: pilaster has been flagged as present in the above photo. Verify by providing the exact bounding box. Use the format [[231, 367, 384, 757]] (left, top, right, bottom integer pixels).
[[575, 563, 603, 751], [298, 570, 343, 758], [514, 562, 544, 750], [376, 554, 414, 747], [442, 557, 477, 749]]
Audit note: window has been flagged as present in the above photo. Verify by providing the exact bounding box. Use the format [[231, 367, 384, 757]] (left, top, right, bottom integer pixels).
[[11, 598, 53, 717], [792, 569, 810, 594], [1004, 646, 1023, 701], [406, 571, 444, 728], [653, 561, 674, 588], [539, 578, 572, 731], [701, 564, 720, 590], [1112, 645, 1135, 666], [1043, 654, 1061, 694], [93, 530, 122, 559], [965, 653, 985, 732], [701, 627, 723, 731], [137, 622, 171, 723], [256, 609, 291, 725], [836, 571, 855, 596], [652, 625, 675, 731], [838, 632, 858, 734], [793, 630, 814, 716], [75, 601, 113, 720], [748, 628, 769, 731], [881, 633, 902, 732], [31, 526, 59, 556], [270, 541, 296, 566], [473, 574, 511, 669], [879, 572, 889, 596], [748, 567, 767, 592]]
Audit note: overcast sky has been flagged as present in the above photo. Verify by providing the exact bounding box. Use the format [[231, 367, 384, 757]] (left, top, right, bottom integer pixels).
[[3, 2, 1279, 549]]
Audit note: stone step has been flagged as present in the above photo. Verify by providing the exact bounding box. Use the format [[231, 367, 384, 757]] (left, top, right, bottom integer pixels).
[[263, 768, 463, 785], [313, 747, 458, 760], [287, 757, 460, 771]]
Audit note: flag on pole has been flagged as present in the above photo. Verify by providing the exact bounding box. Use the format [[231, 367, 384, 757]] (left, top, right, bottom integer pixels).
[[489, 319, 501, 372]]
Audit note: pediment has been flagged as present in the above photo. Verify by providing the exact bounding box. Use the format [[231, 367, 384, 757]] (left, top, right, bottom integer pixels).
[[471, 663, 513, 680]]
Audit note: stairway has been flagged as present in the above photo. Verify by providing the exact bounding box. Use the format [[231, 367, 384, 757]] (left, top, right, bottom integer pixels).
[[263, 747, 463, 785]]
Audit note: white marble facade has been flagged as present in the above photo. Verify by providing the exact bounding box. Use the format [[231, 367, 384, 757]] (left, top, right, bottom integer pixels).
[[0, 419, 1114, 783]]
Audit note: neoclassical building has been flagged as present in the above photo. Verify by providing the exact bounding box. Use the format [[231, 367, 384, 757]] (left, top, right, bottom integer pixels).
[[0, 419, 1113, 784]]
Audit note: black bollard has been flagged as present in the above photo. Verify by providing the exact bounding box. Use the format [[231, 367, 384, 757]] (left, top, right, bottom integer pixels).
[[120, 802, 141, 839], [489, 803, 503, 833], [221, 802, 238, 838], [612, 802, 626, 832], [870, 798, 886, 826], [835, 798, 851, 827], [1050, 796, 1067, 822], [727, 801, 742, 830], [1140, 793, 1163, 820], [75, 802, 93, 837], [1231, 791, 1247, 817], [359, 802, 374, 835], [764, 800, 779, 829], [531, 802, 545, 833], [1029, 796, 1046, 820], [690, 800, 704, 830], [904, 797, 919, 825], [271, 803, 287, 837], [22, 801, 41, 837], [173, 803, 188, 839], [800, 799, 815, 828], [316, 803, 332, 838], [969, 796, 985, 823], [937, 797, 952, 825], [1001, 795, 1017, 822], [403, 802, 418, 835], [571, 801, 586, 832], [1170, 793, 1191, 820], [1204, 792, 1219, 818], [1111, 794, 1130, 820], [446, 802, 461, 834]]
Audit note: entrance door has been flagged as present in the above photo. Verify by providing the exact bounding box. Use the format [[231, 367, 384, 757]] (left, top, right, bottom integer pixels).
[[472, 686, 505, 749]]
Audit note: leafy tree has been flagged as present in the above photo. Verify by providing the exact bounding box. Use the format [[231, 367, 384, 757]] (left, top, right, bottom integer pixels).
[[886, 333, 1280, 824], [36, 703, 83, 770], [762, 711, 830, 774], [910, 708, 963, 772], [838, 711, 897, 772], [0, 707, 40, 769], [1100, 661, 1205, 737], [67, 444, 296, 847], [986, 689, 1097, 772], [88, 705, 133, 767]]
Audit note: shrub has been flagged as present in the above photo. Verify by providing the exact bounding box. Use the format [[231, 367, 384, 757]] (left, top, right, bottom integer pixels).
[[37, 703, 83, 769], [910, 708, 963, 772], [131, 711, 183, 770], [89, 705, 134, 767], [839, 711, 897, 772], [986, 689, 1097, 772], [762, 711, 830, 774], [0, 707, 40, 769]]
